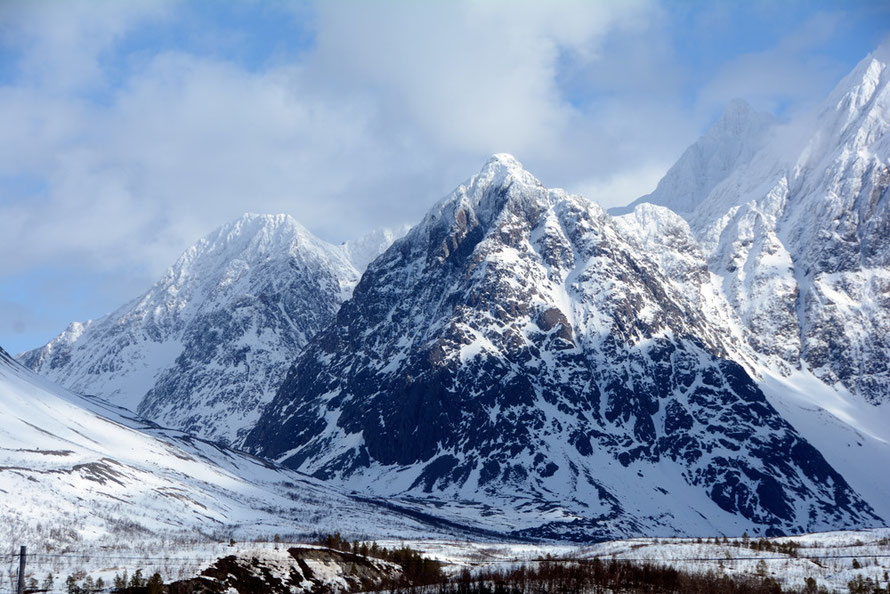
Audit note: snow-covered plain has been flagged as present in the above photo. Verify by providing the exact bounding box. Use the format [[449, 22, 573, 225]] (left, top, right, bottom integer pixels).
[[6, 529, 889, 592], [393, 530, 890, 592]]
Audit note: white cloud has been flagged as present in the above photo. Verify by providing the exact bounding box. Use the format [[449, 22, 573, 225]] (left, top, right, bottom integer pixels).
[[0, 0, 669, 281], [696, 12, 851, 117], [572, 161, 669, 209], [309, 1, 654, 154], [0, 0, 172, 92], [0, 0, 875, 296]]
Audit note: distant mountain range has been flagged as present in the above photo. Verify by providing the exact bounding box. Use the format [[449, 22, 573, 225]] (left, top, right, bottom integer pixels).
[[12, 48, 890, 542]]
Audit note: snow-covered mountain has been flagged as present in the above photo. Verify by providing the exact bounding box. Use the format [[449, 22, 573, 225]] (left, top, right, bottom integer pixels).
[[245, 154, 880, 541], [611, 203, 890, 524], [17, 214, 401, 446], [610, 99, 776, 217], [341, 224, 413, 271], [0, 346, 453, 549], [614, 49, 890, 405]]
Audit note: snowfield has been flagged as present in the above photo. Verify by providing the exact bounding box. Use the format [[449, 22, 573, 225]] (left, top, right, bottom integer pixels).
[[0, 346, 465, 563]]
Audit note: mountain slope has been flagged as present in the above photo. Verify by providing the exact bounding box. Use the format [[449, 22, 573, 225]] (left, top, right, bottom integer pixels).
[[0, 346, 452, 548], [17, 214, 399, 446], [246, 155, 880, 541]]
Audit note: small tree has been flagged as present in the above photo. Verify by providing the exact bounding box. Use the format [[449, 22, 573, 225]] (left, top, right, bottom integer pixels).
[[65, 574, 81, 594], [755, 559, 768, 578], [803, 576, 817, 593], [42, 573, 55, 591], [130, 568, 145, 588], [147, 572, 163, 594], [113, 569, 128, 590]]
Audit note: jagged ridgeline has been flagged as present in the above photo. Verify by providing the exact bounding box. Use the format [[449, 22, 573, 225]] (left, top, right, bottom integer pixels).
[[245, 154, 880, 541]]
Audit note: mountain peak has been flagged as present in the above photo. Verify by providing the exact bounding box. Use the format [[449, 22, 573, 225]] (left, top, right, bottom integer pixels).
[[706, 98, 775, 142], [341, 224, 412, 271], [476, 153, 543, 191], [410, 154, 549, 249], [166, 212, 356, 296], [484, 152, 524, 170], [825, 49, 888, 123], [609, 99, 775, 217], [210, 212, 314, 252], [17, 210, 366, 444], [717, 98, 757, 125]]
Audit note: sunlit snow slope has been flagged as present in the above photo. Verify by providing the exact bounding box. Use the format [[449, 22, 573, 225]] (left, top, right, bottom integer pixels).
[[615, 49, 890, 406], [0, 346, 447, 546]]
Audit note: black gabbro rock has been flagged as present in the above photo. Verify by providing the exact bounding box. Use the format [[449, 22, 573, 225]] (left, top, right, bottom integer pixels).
[[245, 155, 882, 541]]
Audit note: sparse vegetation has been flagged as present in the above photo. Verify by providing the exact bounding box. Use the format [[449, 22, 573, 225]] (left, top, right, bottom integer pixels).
[[4, 530, 889, 593], [738, 537, 801, 557], [63, 570, 104, 594], [314, 533, 445, 585], [388, 557, 790, 594], [847, 573, 890, 594]]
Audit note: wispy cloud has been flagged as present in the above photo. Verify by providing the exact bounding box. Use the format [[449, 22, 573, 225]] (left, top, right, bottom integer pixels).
[[0, 0, 663, 279], [697, 11, 853, 117]]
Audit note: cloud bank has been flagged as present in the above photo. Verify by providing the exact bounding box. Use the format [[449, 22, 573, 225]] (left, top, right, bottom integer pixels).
[[0, 0, 885, 352]]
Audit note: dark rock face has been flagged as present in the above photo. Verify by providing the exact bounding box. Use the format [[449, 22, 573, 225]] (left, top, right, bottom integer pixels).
[[794, 159, 890, 403], [135, 252, 351, 444], [246, 156, 880, 540]]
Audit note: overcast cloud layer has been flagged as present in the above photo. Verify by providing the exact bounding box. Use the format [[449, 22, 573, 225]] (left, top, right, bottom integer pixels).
[[1, 0, 888, 353]]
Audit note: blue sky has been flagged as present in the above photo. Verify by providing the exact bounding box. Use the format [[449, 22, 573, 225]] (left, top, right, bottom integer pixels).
[[0, 0, 888, 355]]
